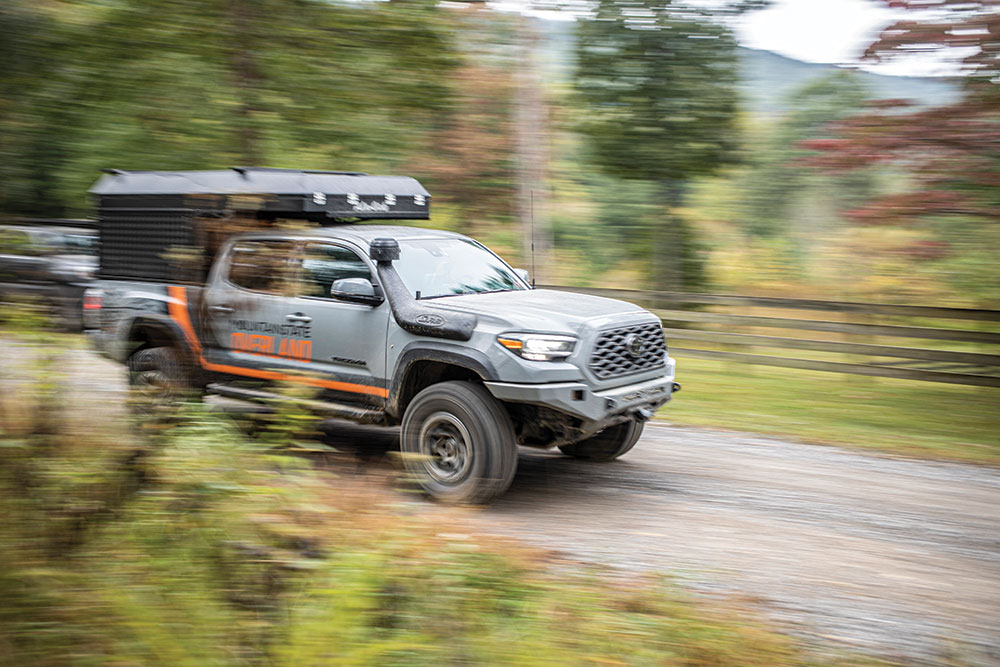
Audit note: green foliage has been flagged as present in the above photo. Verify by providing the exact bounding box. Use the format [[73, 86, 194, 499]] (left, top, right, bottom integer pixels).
[[729, 71, 873, 239], [574, 3, 739, 183], [572, 2, 741, 289], [0, 0, 458, 217], [0, 331, 849, 666]]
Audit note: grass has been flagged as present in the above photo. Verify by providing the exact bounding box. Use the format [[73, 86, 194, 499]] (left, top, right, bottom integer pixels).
[[661, 356, 1000, 464]]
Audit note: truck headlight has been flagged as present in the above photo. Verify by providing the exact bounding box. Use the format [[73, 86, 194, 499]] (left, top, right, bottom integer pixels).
[[497, 333, 576, 361]]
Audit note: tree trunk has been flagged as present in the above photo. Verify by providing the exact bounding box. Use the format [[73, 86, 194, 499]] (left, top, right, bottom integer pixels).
[[653, 181, 686, 292]]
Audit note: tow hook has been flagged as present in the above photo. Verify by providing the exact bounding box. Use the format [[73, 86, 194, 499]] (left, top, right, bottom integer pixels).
[[634, 406, 655, 421], [671, 382, 681, 393]]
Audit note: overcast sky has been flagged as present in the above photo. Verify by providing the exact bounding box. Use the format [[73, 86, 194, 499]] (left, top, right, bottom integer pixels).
[[487, 0, 962, 77], [733, 0, 963, 76], [735, 0, 898, 64]]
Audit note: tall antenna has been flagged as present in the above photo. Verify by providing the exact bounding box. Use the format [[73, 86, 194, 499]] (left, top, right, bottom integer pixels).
[[530, 190, 536, 287]]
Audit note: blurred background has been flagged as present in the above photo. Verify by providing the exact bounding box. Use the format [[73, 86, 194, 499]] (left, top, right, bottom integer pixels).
[[2, 0, 997, 302], [2, 0, 999, 664], [3, 0, 998, 451]]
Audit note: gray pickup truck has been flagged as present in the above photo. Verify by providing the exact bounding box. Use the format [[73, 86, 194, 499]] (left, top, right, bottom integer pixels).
[[84, 168, 678, 503]]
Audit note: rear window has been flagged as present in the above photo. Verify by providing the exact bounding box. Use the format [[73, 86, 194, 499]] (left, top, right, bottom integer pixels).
[[58, 232, 98, 255]]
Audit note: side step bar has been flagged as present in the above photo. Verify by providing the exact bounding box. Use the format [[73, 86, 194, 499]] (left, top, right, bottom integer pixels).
[[205, 383, 385, 425]]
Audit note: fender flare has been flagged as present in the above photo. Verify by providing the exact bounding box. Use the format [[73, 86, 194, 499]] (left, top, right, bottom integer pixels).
[[387, 342, 499, 417], [122, 314, 191, 362]]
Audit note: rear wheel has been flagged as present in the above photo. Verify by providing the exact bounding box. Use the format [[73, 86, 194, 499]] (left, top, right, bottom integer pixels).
[[559, 420, 644, 462], [127, 346, 189, 411], [400, 381, 518, 504]]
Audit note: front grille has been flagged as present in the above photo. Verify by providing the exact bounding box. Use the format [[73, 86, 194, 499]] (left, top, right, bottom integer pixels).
[[589, 322, 667, 381]]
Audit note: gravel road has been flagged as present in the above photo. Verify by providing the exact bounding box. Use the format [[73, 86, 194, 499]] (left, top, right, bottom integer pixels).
[[42, 346, 1000, 664], [489, 427, 1000, 665], [322, 418, 1000, 665]]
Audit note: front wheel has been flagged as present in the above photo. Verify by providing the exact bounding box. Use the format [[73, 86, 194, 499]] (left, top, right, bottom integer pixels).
[[559, 419, 644, 462], [400, 381, 518, 504]]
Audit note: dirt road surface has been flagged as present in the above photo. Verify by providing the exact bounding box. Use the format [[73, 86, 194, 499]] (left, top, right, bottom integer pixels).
[[55, 347, 1000, 664], [324, 420, 1000, 665]]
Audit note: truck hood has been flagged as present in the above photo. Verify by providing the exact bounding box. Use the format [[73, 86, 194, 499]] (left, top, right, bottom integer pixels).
[[426, 288, 650, 334]]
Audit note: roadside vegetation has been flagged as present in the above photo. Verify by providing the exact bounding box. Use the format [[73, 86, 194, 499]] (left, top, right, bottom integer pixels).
[[663, 357, 1000, 465], [0, 314, 888, 666]]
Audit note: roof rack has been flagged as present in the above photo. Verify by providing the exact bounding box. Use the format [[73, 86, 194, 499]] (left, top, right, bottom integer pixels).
[[230, 166, 369, 176], [90, 168, 432, 282], [103, 167, 370, 177], [90, 168, 430, 221]]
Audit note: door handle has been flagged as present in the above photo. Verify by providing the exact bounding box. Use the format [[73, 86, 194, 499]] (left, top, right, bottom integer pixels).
[[286, 313, 312, 323], [209, 304, 234, 314]]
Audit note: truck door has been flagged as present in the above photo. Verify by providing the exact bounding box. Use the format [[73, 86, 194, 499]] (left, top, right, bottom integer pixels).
[[288, 241, 390, 404], [202, 239, 310, 376]]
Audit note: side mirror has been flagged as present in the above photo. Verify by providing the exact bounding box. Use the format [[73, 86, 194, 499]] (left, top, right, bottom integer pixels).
[[514, 268, 531, 286], [330, 278, 384, 306]]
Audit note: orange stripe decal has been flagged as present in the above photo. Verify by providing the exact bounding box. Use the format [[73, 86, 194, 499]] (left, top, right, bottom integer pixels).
[[167, 285, 203, 355], [165, 285, 389, 399], [199, 360, 389, 397]]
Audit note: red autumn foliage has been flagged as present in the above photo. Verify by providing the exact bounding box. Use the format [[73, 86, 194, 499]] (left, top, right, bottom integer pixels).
[[802, 0, 1000, 227]]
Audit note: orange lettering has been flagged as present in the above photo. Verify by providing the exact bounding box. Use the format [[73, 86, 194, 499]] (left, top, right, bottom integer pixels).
[[248, 335, 273, 355], [230, 332, 247, 352]]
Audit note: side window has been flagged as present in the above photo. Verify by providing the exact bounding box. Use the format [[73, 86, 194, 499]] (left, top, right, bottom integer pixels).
[[227, 240, 297, 294], [300, 243, 372, 298]]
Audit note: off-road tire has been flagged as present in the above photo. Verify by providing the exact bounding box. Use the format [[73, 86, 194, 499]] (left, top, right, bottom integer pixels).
[[400, 381, 518, 504], [559, 420, 644, 462], [126, 346, 189, 411]]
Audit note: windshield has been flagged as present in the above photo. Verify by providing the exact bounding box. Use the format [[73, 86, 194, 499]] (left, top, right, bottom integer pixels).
[[393, 238, 528, 299]]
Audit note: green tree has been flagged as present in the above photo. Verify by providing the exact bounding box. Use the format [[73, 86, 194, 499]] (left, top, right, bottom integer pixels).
[[0, 2, 81, 217], [573, 1, 741, 289], [0, 0, 458, 216]]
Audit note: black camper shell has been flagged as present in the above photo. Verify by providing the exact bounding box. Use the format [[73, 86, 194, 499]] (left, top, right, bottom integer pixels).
[[89, 167, 431, 282]]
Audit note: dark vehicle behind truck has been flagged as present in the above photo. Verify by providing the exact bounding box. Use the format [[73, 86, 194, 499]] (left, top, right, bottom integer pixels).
[[84, 168, 678, 503], [0, 220, 97, 330]]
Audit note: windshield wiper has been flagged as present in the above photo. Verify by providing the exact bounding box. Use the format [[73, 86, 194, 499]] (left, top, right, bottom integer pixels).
[[418, 292, 467, 300], [420, 287, 517, 300]]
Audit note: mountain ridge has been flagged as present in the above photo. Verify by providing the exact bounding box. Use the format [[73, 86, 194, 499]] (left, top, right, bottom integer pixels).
[[737, 47, 961, 113], [535, 19, 962, 113]]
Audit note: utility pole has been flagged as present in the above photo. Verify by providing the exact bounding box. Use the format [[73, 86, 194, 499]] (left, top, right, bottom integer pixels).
[[515, 16, 550, 283]]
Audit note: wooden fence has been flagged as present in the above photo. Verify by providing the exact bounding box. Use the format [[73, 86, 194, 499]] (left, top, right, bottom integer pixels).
[[542, 286, 1000, 388]]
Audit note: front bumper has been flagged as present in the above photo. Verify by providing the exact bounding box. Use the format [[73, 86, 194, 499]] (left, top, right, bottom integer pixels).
[[484, 357, 677, 423]]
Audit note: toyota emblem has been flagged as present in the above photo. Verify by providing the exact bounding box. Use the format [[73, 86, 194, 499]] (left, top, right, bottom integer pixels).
[[624, 333, 644, 358]]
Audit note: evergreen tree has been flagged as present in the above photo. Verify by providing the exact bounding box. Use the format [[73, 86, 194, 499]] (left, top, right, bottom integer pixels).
[[573, 0, 741, 289]]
